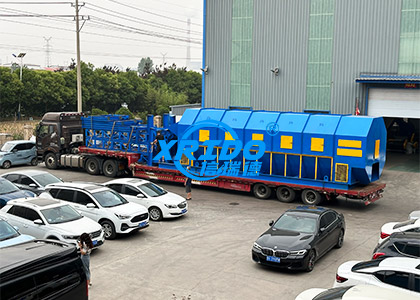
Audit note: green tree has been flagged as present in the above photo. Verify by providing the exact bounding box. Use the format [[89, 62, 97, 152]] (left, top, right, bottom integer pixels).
[[138, 57, 154, 76], [115, 106, 135, 119]]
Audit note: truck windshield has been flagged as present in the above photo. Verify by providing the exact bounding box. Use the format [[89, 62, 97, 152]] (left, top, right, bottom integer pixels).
[[33, 173, 62, 187], [138, 183, 167, 197], [0, 220, 20, 241], [0, 180, 19, 194], [92, 190, 128, 208], [0, 143, 14, 152], [41, 205, 82, 224]]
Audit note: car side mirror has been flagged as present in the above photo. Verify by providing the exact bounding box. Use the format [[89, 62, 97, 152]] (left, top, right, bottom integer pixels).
[[319, 227, 326, 233], [269, 220, 274, 226], [12, 149, 18, 153], [34, 219, 44, 225], [86, 203, 96, 209], [13, 226, 20, 232], [137, 193, 145, 198], [29, 183, 37, 188]]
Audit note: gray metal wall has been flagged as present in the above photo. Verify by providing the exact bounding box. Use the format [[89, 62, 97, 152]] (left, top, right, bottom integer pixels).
[[204, 0, 404, 115]]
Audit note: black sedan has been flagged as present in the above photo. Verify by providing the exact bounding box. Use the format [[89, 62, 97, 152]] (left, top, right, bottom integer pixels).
[[252, 206, 345, 272], [372, 232, 420, 260]]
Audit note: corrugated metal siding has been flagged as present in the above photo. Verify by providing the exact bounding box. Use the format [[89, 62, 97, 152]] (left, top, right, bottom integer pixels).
[[204, 0, 233, 108], [331, 0, 402, 114], [251, 0, 310, 112]]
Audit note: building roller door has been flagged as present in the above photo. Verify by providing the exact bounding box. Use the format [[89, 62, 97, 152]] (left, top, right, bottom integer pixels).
[[368, 88, 420, 118]]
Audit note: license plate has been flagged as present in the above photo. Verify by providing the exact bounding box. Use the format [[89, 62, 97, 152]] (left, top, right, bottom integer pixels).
[[92, 240, 98, 246], [181, 209, 187, 214], [267, 256, 281, 263], [138, 221, 147, 228]]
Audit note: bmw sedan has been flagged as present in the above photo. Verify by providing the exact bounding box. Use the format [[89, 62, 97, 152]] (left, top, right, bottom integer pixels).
[[252, 206, 345, 272]]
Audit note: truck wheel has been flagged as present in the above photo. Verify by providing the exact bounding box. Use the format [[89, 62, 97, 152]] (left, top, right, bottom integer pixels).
[[253, 183, 272, 199], [301, 189, 322, 206], [31, 158, 38, 166], [86, 157, 100, 175], [2, 160, 11, 169], [276, 186, 296, 203], [100, 220, 116, 240], [103, 159, 118, 177], [45, 153, 57, 169]]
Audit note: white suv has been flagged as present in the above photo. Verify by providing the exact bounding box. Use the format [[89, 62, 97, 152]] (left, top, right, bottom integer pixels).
[[0, 198, 105, 248], [43, 182, 149, 239]]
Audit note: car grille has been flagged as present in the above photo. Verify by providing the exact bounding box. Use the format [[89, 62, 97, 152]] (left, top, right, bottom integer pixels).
[[262, 247, 289, 258], [90, 229, 102, 239], [178, 201, 187, 209], [131, 213, 148, 223]]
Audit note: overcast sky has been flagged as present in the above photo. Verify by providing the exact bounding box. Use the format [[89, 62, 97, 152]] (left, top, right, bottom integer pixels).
[[0, 0, 203, 71]]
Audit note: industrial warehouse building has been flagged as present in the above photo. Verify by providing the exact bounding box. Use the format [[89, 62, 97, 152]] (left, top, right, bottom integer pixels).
[[201, 0, 419, 157]]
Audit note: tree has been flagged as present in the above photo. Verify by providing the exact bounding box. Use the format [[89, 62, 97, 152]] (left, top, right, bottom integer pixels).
[[138, 57, 154, 76], [115, 106, 135, 119], [91, 108, 108, 115]]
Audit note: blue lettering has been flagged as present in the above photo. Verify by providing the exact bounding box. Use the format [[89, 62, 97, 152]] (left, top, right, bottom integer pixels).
[[153, 140, 177, 161], [219, 140, 242, 160], [174, 140, 199, 160], [198, 140, 221, 161], [243, 140, 266, 160]]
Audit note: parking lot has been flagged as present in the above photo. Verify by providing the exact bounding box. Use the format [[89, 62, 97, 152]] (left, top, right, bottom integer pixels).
[[1, 156, 419, 300]]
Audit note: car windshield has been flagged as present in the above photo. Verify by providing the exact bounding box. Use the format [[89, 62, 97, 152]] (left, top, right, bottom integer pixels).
[[0, 220, 20, 241], [0, 143, 14, 152], [393, 219, 417, 229], [32, 173, 62, 187], [92, 190, 128, 208], [137, 183, 167, 197], [41, 205, 83, 224], [0, 180, 19, 194], [273, 213, 317, 234]]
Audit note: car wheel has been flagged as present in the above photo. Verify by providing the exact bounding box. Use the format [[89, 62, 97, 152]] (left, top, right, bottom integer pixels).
[[103, 159, 118, 177], [149, 207, 163, 221], [2, 160, 11, 169], [100, 220, 116, 240], [335, 230, 344, 249], [45, 153, 57, 169], [253, 183, 272, 199], [86, 157, 100, 175], [276, 186, 296, 203], [31, 157, 38, 166], [301, 189, 322, 206], [304, 250, 316, 272]]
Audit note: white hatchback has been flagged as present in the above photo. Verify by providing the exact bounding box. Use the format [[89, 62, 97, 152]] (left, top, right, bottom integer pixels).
[[378, 218, 420, 244], [44, 182, 149, 239], [104, 178, 188, 221], [0, 198, 105, 248], [334, 257, 420, 295]]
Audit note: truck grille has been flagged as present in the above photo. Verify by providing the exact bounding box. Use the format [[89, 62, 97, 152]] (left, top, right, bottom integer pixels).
[[90, 229, 102, 239], [178, 201, 187, 209], [131, 213, 148, 223]]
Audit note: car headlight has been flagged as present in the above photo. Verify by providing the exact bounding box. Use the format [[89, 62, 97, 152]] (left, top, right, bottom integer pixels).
[[114, 213, 131, 220], [164, 204, 178, 209], [62, 235, 79, 240], [290, 249, 307, 255], [253, 242, 262, 250]]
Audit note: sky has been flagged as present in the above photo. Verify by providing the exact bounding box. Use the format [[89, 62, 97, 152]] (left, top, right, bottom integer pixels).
[[0, 0, 203, 71]]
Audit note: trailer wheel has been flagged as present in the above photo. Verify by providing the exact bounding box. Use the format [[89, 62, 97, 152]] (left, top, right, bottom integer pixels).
[[276, 186, 296, 203], [253, 183, 272, 199], [45, 153, 57, 169], [301, 189, 322, 206], [86, 157, 100, 175], [103, 159, 118, 177]]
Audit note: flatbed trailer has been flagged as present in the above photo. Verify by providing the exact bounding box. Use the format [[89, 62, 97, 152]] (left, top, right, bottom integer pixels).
[[130, 163, 386, 206]]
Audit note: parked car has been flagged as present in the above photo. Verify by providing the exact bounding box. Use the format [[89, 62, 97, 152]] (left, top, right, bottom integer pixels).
[[1, 169, 63, 195], [104, 178, 188, 221], [0, 239, 88, 300], [43, 182, 149, 239], [0, 140, 37, 169], [0, 197, 105, 248], [252, 206, 345, 272], [296, 284, 420, 300], [373, 232, 420, 260], [334, 257, 420, 295], [0, 177, 36, 208], [0, 218, 34, 248], [378, 218, 420, 244]]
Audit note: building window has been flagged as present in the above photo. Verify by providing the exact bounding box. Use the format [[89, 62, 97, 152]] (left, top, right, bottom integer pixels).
[[306, 0, 335, 111], [399, 0, 420, 74], [230, 0, 253, 107]]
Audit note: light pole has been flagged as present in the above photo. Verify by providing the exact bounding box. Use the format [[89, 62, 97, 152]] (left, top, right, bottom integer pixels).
[[12, 52, 26, 120]]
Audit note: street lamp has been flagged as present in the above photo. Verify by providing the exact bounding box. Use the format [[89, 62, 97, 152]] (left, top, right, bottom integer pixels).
[[12, 52, 26, 120]]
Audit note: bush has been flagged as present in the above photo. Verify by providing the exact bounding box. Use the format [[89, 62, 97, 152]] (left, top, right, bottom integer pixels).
[[115, 107, 135, 119], [91, 108, 108, 115]]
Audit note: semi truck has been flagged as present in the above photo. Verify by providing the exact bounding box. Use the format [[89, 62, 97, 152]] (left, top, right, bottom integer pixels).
[[36, 109, 386, 206]]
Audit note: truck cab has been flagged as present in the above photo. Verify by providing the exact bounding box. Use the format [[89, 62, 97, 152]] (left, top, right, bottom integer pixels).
[[36, 112, 84, 169]]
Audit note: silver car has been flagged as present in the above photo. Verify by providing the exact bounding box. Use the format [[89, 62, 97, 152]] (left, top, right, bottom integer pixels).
[[2, 170, 62, 195]]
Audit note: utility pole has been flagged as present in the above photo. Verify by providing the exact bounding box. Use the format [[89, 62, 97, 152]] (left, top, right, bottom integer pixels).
[[43, 37, 52, 67], [161, 52, 167, 65], [75, 0, 82, 113]]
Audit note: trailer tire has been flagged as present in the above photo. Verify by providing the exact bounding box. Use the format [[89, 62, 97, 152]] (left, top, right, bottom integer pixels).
[[45, 153, 58, 169], [276, 186, 296, 203], [301, 189, 322, 206], [103, 159, 118, 177], [86, 157, 100, 175], [253, 183, 272, 199]]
